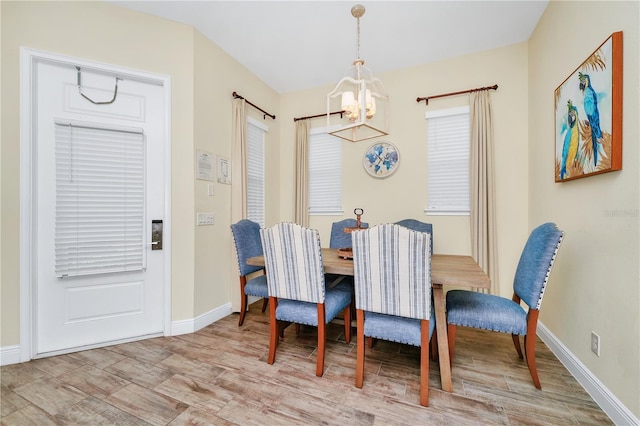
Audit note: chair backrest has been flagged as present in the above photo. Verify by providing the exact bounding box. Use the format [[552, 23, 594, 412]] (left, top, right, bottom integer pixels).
[[330, 218, 369, 248], [513, 222, 564, 310], [352, 223, 431, 320], [260, 222, 325, 304], [394, 219, 434, 254], [231, 219, 264, 276]]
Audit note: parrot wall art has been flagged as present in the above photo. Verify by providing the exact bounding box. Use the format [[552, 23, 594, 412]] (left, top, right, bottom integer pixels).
[[560, 100, 579, 180], [578, 72, 603, 166], [554, 32, 621, 182]]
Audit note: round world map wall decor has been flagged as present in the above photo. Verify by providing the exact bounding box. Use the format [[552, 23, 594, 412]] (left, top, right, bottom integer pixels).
[[363, 141, 400, 178]]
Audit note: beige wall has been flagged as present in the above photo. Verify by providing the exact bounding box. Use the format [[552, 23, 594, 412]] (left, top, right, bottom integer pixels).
[[529, 0, 639, 416], [192, 31, 280, 315], [0, 1, 4, 347], [280, 43, 530, 298]]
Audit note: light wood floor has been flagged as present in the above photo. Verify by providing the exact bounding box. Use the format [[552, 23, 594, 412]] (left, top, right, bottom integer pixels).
[[1, 301, 612, 425]]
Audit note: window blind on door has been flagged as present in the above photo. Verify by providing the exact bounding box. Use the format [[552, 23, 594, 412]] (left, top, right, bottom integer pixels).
[[54, 121, 145, 277]]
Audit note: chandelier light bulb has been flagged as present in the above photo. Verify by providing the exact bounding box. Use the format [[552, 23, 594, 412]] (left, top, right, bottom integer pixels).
[[341, 91, 355, 111]]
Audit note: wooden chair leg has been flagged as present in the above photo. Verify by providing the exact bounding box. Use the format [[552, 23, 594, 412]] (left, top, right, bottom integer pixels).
[[512, 334, 523, 359], [355, 309, 365, 388], [267, 297, 278, 365], [316, 304, 326, 377], [526, 310, 541, 389], [420, 319, 430, 407], [511, 293, 524, 358], [238, 277, 248, 326], [343, 305, 352, 344], [447, 323, 457, 368], [430, 329, 438, 362], [367, 337, 373, 348]]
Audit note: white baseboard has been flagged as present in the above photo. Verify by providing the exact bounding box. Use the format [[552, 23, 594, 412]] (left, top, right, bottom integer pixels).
[[170, 303, 232, 336], [538, 322, 638, 426], [1, 304, 233, 366], [0, 345, 22, 366]]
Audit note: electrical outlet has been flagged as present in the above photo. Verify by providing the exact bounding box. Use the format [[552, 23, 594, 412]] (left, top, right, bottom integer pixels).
[[197, 212, 215, 226], [591, 331, 600, 356]]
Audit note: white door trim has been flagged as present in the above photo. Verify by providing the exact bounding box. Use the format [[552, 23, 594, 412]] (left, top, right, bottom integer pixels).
[[19, 47, 172, 362]]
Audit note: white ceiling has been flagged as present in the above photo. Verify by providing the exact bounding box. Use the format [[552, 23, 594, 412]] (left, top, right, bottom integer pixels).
[[111, 1, 549, 94]]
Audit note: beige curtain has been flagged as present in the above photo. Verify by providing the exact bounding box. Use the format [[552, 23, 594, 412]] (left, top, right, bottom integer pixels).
[[293, 119, 310, 227], [470, 90, 498, 294], [231, 98, 248, 222], [230, 99, 247, 312]]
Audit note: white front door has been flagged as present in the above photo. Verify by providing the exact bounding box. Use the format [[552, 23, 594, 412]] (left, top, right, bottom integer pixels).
[[32, 58, 167, 356]]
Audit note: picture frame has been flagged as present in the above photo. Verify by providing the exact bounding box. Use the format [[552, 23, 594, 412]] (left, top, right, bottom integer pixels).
[[554, 31, 622, 182]]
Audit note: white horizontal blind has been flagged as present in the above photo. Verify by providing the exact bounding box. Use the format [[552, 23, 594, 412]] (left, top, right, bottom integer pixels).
[[308, 128, 342, 215], [54, 122, 145, 277], [247, 118, 266, 227], [426, 106, 470, 214]]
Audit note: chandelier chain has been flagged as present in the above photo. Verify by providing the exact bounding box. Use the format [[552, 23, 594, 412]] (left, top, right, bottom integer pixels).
[[356, 15, 361, 60]]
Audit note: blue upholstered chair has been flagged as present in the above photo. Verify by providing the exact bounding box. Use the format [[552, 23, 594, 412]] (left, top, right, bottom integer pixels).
[[351, 223, 435, 407], [230, 219, 269, 326], [260, 222, 352, 377], [446, 222, 564, 389], [394, 218, 433, 254], [327, 218, 368, 289], [329, 218, 369, 249]]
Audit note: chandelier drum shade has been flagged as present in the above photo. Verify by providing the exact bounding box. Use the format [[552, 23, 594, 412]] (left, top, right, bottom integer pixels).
[[327, 4, 389, 142]]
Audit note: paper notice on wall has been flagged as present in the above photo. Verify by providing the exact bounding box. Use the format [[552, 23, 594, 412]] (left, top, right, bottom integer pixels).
[[217, 156, 231, 184], [196, 150, 214, 181]]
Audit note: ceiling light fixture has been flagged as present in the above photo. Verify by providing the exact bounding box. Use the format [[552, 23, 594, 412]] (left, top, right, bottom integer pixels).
[[327, 4, 389, 142]]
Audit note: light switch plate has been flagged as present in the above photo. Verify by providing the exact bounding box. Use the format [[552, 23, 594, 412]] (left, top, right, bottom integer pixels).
[[208, 184, 215, 196], [197, 212, 215, 225]]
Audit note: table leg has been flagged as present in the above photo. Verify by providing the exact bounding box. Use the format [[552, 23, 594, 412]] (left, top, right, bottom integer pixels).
[[433, 284, 452, 392]]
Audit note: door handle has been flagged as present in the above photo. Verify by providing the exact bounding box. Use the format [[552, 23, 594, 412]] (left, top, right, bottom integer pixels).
[[151, 220, 163, 250]]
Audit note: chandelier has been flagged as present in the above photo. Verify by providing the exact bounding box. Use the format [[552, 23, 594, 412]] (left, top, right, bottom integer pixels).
[[327, 4, 389, 142]]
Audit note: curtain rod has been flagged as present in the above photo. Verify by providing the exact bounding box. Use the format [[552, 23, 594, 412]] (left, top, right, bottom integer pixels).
[[293, 110, 345, 122], [416, 84, 498, 105], [232, 91, 276, 120]]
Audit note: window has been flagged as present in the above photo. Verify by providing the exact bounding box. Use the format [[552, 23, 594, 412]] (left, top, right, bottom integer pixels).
[[308, 127, 342, 215], [247, 117, 267, 226], [425, 106, 470, 215]]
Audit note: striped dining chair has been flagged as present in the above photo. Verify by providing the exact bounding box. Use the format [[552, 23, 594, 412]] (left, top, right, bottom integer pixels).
[[351, 223, 434, 407], [394, 218, 433, 254], [260, 222, 352, 377]]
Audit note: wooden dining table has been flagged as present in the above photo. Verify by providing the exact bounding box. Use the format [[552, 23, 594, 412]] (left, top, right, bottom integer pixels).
[[247, 247, 490, 393]]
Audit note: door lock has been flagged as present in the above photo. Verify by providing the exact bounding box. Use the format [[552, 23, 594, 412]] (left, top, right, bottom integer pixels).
[[151, 220, 163, 250]]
